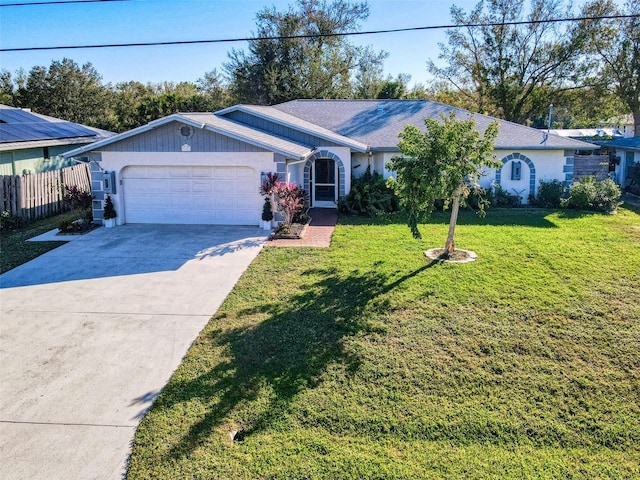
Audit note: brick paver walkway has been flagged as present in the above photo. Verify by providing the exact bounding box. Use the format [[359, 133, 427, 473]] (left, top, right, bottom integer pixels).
[[265, 208, 338, 247]]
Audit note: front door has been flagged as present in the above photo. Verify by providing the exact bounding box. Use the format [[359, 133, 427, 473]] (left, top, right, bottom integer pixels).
[[313, 158, 337, 207]]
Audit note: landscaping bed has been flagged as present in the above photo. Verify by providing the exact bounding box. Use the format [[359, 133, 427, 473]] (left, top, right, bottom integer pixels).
[[0, 212, 76, 274], [127, 207, 640, 479]]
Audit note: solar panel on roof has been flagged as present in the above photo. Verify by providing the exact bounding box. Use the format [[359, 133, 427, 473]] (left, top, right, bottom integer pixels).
[[0, 121, 97, 143], [0, 108, 48, 124]]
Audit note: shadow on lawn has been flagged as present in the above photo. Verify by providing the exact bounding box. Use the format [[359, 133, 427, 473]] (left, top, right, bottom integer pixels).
[[157, 260, 439, 460], [338, 208, 560, 229]]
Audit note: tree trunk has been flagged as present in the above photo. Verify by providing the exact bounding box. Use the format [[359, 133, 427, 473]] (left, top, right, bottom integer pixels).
[[444, 188, 462, 257], [633, 108, 640, 137]]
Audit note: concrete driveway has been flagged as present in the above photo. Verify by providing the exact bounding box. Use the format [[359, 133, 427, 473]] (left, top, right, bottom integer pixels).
[[0, 224, 267, 480]]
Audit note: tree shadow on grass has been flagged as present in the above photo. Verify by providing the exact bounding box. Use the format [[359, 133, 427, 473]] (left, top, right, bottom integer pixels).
[[338, 208, 559, 229], [155, 260, 439, 461]]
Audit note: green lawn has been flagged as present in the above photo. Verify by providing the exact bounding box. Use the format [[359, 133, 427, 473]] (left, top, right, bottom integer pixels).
[[0, 212, 75, 273], [127, 207, 640, 479]]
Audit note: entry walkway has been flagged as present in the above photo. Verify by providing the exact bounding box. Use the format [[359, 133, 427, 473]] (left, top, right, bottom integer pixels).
[[266, 208, 338, 247]]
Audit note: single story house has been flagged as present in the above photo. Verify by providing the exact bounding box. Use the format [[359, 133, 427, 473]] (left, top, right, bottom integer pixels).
[[63, 100, 596, 226], [0, 104, 113, 176]]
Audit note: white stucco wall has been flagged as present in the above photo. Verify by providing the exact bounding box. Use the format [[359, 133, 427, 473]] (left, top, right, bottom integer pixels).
[[352, 152, 397, 180], [99, 151, 277, 225], [484, 149, 570, 204], [365, 148, 572, 205]]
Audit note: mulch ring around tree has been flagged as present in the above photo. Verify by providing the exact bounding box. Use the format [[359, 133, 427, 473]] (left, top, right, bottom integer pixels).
[[425, 248, 478, 263]]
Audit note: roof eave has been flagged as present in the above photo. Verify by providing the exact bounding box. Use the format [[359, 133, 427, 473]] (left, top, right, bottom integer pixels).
[[494, 144, 599, 150], [0, 137, 98, 152]]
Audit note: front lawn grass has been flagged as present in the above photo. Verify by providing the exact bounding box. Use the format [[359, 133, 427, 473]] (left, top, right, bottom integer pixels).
[[127, 207, 640, 479], [0, 212, 74, 273]]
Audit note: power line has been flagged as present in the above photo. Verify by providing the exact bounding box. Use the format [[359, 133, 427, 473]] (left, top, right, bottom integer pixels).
[[1, 14, 636, 52], [0, 0, 131, 6]]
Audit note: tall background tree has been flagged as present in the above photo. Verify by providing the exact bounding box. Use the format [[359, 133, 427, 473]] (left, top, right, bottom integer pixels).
[[14, 58, 112, 129], [428, 0, 589, 125], [225, 0, 388, 104], [388, 114, 499, 257], [1, 62, 234, 133], [581, 0, 640, 135]]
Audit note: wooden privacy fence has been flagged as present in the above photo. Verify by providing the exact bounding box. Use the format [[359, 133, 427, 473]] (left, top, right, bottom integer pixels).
[[573, 154, 610, 181], [0, 163, 91, 221]]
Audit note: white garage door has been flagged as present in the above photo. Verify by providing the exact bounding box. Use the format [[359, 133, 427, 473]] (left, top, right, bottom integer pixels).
[[122, 165, 261, 225]]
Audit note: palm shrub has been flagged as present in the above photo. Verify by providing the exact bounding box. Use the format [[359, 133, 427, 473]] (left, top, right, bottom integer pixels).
[[343, 167, 399, 216]]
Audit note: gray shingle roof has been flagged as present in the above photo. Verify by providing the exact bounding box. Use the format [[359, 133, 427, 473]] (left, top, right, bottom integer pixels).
[[272, 99, 597, 151], [217, 105, 368, 152], [600, 136, 640, 151], [179, 112, 313, 158]]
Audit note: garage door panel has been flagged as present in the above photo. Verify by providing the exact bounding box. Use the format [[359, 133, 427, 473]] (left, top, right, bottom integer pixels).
[[236, 169, 255, 180], [170, 180, 191, 193], [126, 194, 170, 209], [237, 197, 258, 209], [215, 180, 236, 194], [192, 180, 213, 193], [127, 178, 169, 193], [170, 195, 193, 209], [168, 167, 191, 177], [123, 165, 260, 225], [212, 167, 236, 178], [191, 167, 212, 177], [192, 196, 215, 209], [236, 182, 257, 194]]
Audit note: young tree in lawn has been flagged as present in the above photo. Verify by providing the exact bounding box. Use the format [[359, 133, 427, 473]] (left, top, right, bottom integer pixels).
[[388, 114, 499, 258]]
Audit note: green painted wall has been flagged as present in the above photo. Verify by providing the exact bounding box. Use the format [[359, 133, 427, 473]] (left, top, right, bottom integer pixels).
[[0, 145, 80, 175]]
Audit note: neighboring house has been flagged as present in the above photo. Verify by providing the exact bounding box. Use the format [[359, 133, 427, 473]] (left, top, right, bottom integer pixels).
[[600, 136, 640, 192], [0, 104, 114, 176], [603, 114, 634, 138], [63, 100, 596, 226], [548, 128, 623, 142]]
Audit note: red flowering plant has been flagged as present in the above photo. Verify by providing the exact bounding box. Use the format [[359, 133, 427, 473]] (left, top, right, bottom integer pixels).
[[260, 173, 306, 233]]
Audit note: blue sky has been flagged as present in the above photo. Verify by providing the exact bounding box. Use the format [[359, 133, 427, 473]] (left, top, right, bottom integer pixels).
[[1, 0, 495, 87]]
